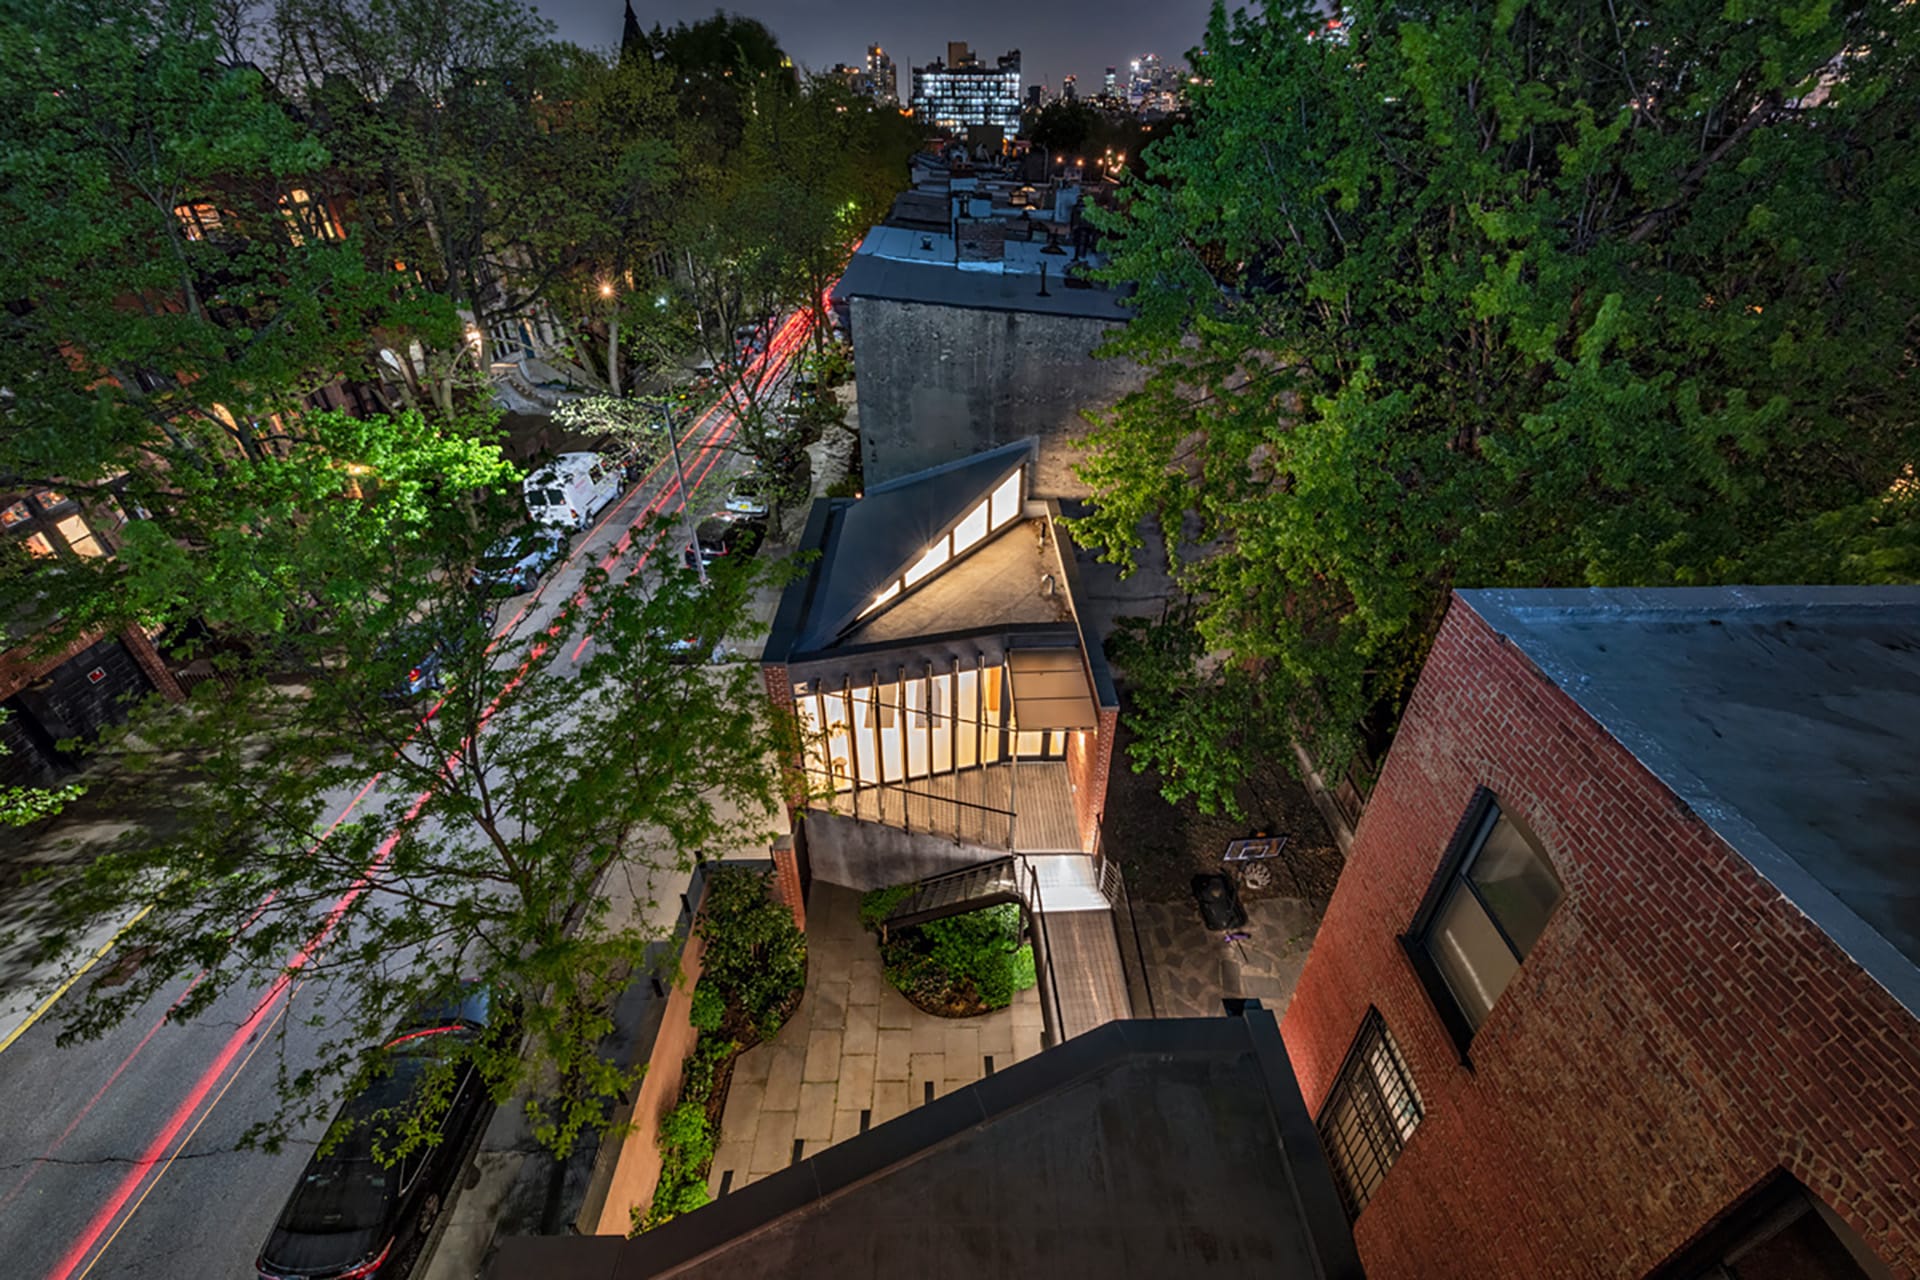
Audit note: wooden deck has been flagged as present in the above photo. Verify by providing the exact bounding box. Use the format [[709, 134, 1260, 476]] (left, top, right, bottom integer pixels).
[[819, 761, 1082, 853]]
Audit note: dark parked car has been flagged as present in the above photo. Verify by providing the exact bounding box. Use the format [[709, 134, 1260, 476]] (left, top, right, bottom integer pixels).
[[468, 526, 567, 596], [381, 608, 497, 700], [684, 514, 763, 571], [254, 988, 506, 1280]]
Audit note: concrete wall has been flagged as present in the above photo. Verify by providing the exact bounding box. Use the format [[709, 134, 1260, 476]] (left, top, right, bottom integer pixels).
[[849, 297, 1146, 498], [801, 809, 1007, 890], [1279, 601, 1920, 1279]]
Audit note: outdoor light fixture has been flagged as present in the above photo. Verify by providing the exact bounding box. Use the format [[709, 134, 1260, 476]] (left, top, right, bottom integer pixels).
[[599, 281, 614, 298]]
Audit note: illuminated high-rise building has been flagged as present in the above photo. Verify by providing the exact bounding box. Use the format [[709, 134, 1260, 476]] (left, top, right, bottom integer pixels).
[[866, 44, 898, 104], [910, 46, 1022, 133]]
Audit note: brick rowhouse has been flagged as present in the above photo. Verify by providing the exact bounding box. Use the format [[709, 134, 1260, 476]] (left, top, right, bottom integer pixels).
[[1282, 588, 1920, 1280]]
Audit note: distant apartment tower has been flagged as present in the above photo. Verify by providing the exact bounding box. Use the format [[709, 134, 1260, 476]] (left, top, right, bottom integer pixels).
[[911, 44, 1022, 133], [829, 62, 871, 96], [866, 43, 898, 103], [1061, 73, 1077, 101], [1103, 66, 1117, 96]]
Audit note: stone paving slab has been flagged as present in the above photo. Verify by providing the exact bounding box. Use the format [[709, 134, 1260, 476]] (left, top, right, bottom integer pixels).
[[1131, 896, 1322, 1019], [708, 883, 1045, 1199]]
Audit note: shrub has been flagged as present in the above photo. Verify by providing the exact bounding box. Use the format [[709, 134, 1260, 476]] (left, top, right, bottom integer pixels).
[[679, 1033, 738, 1106], [696, 867, 806, 1039], [688, 980, 724, 1034], [637, 1100, 715, 1232], [873, 900, 1039, 1012], [858, 884, 914, 932]]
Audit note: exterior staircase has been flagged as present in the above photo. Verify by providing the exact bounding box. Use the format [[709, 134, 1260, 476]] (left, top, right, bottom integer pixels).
[[881, 857, 1023, 931]]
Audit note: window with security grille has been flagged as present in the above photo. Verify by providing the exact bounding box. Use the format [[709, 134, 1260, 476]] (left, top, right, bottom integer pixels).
[[1315, 1009, 1423, 1220]]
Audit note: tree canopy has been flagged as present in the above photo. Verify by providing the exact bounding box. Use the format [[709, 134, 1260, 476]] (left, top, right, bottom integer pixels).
[[1080, 0, 1920, 813]]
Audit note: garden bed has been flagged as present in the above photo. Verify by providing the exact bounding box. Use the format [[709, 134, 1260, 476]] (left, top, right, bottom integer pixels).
[[858, 893, 1036, 1018], [634, 867, 806, 1234]]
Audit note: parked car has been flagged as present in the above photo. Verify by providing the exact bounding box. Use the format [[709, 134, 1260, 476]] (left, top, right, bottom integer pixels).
[[381, 608, 497, 700], [523, 451, 620, 531], [254, 987, 508, 1280], [723, 475, 770, 519], [468, 526, 567, 596], [684, 514, 763, 571]]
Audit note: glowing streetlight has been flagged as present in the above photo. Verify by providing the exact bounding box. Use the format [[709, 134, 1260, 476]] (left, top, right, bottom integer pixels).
[[599, 281, 614, 298]]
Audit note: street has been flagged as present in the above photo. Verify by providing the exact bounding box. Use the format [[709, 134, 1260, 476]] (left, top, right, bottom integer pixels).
[[0, 315, 810, 1280]]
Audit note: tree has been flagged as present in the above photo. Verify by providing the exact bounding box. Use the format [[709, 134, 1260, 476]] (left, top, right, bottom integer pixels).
[[0, 0, 456, 644], [39, 433, 792, 1169], [1079, 0, 1920, 813]]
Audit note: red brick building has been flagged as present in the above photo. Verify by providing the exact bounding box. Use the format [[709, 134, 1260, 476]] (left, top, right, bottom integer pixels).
[[1282, 587, 1920, 1280]]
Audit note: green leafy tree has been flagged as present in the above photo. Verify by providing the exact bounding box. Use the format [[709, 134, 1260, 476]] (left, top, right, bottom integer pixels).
[[38, 464, 792, 1168], [0, 0, 454, 645], [1078, 0, 1920, 813]]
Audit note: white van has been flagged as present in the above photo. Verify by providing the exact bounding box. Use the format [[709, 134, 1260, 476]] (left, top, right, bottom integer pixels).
[[524, 451, 621, 530]]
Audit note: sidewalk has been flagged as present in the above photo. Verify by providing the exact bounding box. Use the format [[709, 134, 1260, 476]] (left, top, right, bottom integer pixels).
[[708, 881, 1044, 1196]]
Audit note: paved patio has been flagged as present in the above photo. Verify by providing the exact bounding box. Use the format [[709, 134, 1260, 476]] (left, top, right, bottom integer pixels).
[[709, 881, 1046, 1196], [1129, 896, 1322, 1019]]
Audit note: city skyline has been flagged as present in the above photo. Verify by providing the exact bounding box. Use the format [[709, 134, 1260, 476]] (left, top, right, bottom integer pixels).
[[533, 0, 1208, 93]]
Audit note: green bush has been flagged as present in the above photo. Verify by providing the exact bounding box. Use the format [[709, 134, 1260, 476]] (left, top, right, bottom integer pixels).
[[696, 867, 806, 1040], [874, 901, 1038, 1012], [858, 884, 914, 932], [688, 980, 724, 1034], [637, 1100, 715, 1233], [679, 1033, 738, 1106]]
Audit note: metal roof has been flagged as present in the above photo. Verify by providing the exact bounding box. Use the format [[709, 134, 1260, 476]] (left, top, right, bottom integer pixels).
[[790, 441, 1034, 656]]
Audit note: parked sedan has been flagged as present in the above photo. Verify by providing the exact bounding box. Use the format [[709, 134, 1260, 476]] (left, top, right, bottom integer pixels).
[[468, 526, 567, 596], [254, 988, 507, 1280], [723, 475, 770, 520]]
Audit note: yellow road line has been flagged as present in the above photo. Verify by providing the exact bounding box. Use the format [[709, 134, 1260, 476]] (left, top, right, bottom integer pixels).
[[0, 903, 155, 1057], [75, 985, 297, 1280]]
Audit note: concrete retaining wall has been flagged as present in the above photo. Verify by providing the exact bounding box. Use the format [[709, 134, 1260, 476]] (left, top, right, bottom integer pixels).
[[801, 809, 1007, 890]]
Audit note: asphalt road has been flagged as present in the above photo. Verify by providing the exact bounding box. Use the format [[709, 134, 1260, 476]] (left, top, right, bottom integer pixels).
[[0, 318, 808, 1280]]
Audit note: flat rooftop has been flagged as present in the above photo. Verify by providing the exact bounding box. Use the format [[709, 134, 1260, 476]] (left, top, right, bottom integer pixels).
[[486, 1016, 1361, 1280], [834, 225, 1130, 321], [1460, 585, 1920, 1020]]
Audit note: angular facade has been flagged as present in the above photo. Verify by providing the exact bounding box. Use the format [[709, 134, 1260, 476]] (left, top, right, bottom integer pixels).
[[1282, 587, 1920, 1279], [764, 442, 1118, 876]]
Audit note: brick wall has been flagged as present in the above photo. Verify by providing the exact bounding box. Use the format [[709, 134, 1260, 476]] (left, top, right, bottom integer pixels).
[[1279, 599, 1920, 1279], [1065, 706, 1118, 854]]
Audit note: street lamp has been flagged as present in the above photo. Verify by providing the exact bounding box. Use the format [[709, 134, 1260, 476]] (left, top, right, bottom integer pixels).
[[599, 281, 614, 298], [655, 397, 707, 585]]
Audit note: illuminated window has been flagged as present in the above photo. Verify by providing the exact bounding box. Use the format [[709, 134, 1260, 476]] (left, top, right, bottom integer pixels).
[[951, 498, 989, 555], [0, 501, 31, 529], [988, 471, 1022, 530], [902, 539, 948, 588], [174, 202, 221, 240], [22, 532, 56, 558], [34, 489, 70, 511], [55, 515, 104, 557]]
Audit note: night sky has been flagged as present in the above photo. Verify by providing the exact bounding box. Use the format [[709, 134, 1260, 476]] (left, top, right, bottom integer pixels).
[[533, 0, 1216, 92]]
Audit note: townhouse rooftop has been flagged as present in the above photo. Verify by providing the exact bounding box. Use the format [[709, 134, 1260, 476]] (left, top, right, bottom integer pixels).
[[1459, 585, 1920, 1019], [834, 225, 1131, 322]]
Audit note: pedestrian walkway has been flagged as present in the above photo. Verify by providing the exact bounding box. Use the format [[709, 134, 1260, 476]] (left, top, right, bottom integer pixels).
[[708, 881, 1045, 1196]]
